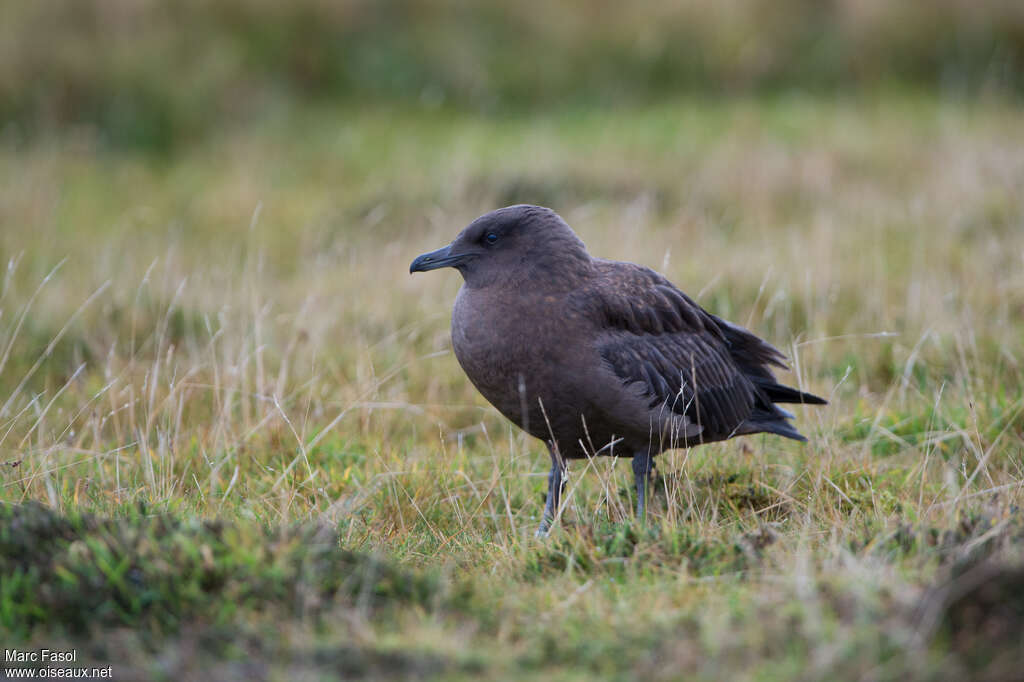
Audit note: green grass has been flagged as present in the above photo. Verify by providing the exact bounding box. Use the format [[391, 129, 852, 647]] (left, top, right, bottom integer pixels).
[[2, 93, 1024, 680]]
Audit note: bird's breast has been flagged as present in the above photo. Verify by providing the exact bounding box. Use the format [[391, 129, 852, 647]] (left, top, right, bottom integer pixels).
[[451, 285, 585, 436]]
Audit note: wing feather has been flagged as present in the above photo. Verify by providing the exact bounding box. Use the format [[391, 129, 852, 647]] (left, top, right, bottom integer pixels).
[[573, 262, 760, 437]]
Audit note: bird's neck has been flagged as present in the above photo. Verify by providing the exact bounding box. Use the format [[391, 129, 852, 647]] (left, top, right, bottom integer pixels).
[[462, 255, 594, 294]]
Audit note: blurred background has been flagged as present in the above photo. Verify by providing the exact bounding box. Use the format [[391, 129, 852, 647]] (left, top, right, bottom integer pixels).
[[3, 0, 1023, 151]]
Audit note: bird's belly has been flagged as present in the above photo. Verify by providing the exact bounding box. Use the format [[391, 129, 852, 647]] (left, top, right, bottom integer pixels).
[[453, 317, 692, 458]]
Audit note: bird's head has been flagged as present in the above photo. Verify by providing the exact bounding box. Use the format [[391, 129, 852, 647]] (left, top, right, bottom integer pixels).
[[409, 205, 590, 289]]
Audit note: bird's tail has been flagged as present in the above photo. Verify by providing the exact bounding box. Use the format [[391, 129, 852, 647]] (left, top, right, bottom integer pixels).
[[750, 376, 827, 405], [738, 414, 809, 442], [738, 379, 826, 442]]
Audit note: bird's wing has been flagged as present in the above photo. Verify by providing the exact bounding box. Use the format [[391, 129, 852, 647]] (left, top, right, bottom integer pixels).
[[574, 261, 765, 437]]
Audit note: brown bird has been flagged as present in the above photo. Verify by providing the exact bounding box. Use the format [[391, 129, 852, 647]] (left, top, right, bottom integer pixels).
[[410, 205, 825, 534]]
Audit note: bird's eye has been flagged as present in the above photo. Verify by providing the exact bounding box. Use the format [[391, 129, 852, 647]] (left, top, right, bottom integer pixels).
[[485, 233, 499, 244]]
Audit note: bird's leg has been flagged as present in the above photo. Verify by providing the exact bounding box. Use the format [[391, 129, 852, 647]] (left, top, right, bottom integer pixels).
[[537, 444, 566, 537], [632, 451, 654, 520]]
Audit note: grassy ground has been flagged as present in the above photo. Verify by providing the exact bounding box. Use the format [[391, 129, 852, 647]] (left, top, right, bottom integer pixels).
[[2, 92, 1024, 680]]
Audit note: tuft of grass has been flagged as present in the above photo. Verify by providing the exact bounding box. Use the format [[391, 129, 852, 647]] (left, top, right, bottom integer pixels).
[[0, 501, 447, 638]]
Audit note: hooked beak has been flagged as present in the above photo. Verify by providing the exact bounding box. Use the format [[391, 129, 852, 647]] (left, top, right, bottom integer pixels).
[[409, 245, 472, 273]]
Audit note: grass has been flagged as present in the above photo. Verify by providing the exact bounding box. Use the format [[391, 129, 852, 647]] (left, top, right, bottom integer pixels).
[[1, 92, 1024, 680]]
